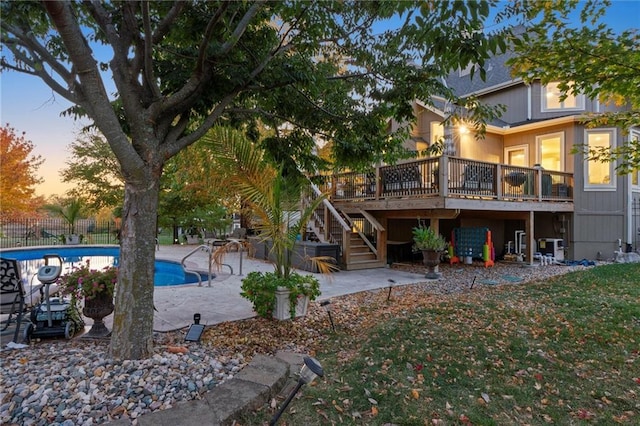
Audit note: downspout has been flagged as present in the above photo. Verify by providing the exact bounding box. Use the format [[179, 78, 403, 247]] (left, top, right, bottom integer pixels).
[[625, 133, 633, 250]]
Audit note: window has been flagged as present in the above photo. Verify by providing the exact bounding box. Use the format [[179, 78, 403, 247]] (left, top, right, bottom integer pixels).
[[584, 129, 616, 190], [504, 145, 529, 167], [542, 81, 584, 111], [430, 121, 444, 144], [536, 132, 564, 172]]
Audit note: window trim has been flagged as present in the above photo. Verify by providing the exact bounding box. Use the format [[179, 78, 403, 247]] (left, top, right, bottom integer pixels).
[[535, 131, 565, 172], [504, 144, 529, 167], [541, 82, 585, 112], [584, 128, 617, 191]]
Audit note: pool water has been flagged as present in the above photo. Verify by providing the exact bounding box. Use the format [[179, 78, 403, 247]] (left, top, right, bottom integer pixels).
[[0, 245, 205, 286]]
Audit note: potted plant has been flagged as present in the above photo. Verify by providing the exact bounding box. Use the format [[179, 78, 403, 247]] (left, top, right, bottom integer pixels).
[[207, 127, 335, 320], [183, 225, 202, 244], [412, 224, 447, 279], [240, 271, 320, 319], [58, 264, 117, 337], [43, 198, 84, 245]]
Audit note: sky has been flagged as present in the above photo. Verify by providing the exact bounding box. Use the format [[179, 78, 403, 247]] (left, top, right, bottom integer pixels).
[[1, 0, 639, 199]]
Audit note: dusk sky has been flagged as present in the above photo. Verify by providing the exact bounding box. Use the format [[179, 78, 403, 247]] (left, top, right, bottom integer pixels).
[[1, 1, 638, 198]]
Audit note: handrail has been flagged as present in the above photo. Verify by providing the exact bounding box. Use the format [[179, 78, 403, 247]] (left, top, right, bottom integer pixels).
[[309, 181, 351, 231], [180, 245, 214, 287], [343, 212, 377, 255]]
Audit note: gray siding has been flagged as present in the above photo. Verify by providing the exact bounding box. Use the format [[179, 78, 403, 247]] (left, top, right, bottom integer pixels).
[[572, 127, 630, 259], [479, 85, 529, 124]]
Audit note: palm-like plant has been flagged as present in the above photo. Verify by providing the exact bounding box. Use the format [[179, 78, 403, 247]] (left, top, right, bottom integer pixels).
[[204, 126, 331, 280], [43, 198, 84, 236]]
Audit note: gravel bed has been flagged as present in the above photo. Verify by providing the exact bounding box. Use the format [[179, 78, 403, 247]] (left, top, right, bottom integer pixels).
[[0, 260, 594, 425]]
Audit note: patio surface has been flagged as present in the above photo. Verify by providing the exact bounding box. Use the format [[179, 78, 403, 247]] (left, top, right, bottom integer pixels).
[[2, 244, 428, 342]]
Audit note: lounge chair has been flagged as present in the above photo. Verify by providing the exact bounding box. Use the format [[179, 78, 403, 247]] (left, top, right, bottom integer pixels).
[[0, 257, 28, 343]]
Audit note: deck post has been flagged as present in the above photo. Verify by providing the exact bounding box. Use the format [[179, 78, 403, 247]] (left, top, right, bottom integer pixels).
[[440, 156, 448, 197], [430, 218, 441, 274], [527, 210, 535, 265], [496, 164, 503, 200]]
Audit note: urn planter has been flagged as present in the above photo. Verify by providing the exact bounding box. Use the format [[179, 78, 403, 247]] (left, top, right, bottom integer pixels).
[[421, 249, 442, 279], [83, 293, 114, 338]]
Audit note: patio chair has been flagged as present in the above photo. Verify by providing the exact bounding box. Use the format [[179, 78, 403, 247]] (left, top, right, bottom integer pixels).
[[463, 164, 494, 192], [401, 165, 422, 190], [0, 257, 28, 343]]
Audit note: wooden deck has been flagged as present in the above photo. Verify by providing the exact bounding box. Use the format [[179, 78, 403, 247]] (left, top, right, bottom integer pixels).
[[322, 156, 574, 213]]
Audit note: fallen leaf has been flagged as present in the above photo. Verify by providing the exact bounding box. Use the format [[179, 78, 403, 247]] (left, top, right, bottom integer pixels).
[[371, 405, 379, 416], [368, 397, 378, 405], [166, 346, 188, 354], [411, 389, 420, 399]]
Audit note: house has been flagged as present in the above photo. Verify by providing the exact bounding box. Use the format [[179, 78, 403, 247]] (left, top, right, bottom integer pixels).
[[305, 48, 640, 269]]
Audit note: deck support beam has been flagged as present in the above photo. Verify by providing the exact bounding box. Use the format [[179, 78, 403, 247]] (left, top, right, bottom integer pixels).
[[527, 210, 535, 265]]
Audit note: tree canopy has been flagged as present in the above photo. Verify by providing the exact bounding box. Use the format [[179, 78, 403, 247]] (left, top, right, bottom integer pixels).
[[61, 131, 124, 211], [0, 124, 44, 222], [507, 0, 640, 174], [0, 0, 522, 359]]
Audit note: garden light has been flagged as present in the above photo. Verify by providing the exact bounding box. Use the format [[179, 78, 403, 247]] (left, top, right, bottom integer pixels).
[[269, 356, 324, 425], [320, 300, 336, 332]]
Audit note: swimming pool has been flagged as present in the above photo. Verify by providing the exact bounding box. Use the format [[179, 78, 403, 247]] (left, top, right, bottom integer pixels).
[[0, 245, 205, 286]]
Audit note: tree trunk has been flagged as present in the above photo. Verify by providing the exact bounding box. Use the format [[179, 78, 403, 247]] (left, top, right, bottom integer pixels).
[[109, 180, 159, 360]]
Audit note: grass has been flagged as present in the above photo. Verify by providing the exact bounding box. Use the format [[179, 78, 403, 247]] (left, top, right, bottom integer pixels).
[[240, 263, 640, 425]]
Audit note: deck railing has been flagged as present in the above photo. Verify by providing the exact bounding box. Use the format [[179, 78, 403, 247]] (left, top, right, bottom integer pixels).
[[326, 156, 574, 203]]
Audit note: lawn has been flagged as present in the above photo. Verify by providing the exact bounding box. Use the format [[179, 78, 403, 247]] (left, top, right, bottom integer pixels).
[[236, 263, 640, 425]]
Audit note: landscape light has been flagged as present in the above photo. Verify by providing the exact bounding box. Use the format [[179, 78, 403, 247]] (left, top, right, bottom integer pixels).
[[269, 356, 324, 426]]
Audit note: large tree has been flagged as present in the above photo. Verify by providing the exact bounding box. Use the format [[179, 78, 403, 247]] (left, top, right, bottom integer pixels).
[[507, 0, 640, 174], [1, 1, 514, 359], [61, 130, 125, 211], [0, 124, 44, 222]]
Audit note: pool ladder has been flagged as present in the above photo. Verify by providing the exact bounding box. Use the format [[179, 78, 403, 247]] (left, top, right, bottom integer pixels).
[[181, 245, 216, 287]]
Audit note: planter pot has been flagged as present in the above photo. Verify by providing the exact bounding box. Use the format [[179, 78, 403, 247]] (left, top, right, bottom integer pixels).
[[421, 249, 442, 279], [65, 234, 81, 245], [82, 293, 114, 338], [273, 287, 309, 320], [185, 235, 200, 244]]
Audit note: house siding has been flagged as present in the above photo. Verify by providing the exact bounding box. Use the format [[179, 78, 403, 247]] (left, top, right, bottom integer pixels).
[[479, 85, 529, 123], [571, 126, 630, 259]]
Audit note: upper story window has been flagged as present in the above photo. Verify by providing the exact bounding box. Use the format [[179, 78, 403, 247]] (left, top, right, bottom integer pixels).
[[584, 129, 616, 191], [542, 81, 585, 112]]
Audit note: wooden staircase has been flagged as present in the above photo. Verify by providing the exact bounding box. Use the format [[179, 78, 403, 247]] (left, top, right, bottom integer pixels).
[[303, 184, 386, 270], [345, 231, 384, 270]]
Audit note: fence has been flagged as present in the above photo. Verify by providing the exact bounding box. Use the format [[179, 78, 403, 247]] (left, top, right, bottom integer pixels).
[[0, 218, 119, 249]]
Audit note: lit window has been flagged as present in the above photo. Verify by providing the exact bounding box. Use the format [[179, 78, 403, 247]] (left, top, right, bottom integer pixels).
[[584, 129, 616, 190], [542, 82, 584, 111], [430, 121, 444, 145], [536, 132, 564, 172], [505, 145, 528, 167]]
